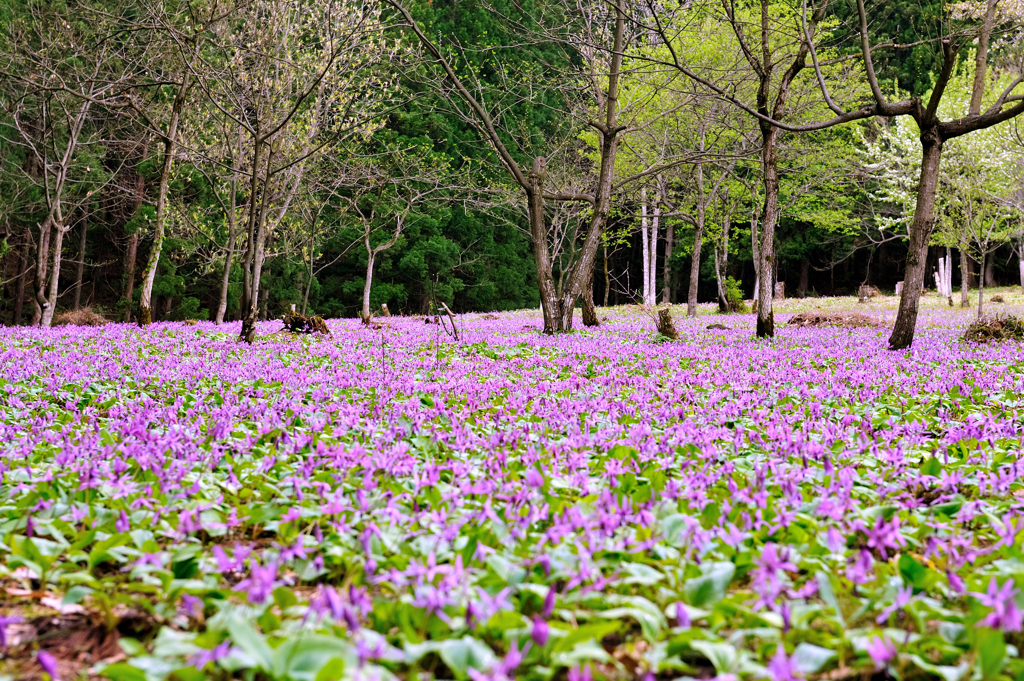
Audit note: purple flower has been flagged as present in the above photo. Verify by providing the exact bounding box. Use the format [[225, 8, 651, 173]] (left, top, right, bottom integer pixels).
[[765, 646, 798, 681], [531, 617, 549, 646], [38, 650, 59, 680], [233, 561, 279, 605], [116, 509, 130, 533], [568, 664, 592, 681], [972, 578, 1023, 631], [865, 635, 896, 670], [876, 585, 914, 624], [674, 601, 690, 628], [542, 586, 556, 618], [190, 641, 232, 669], [524, 468, 544, 488], [179, 594, 203, 619], [0, 615, 23, 648]]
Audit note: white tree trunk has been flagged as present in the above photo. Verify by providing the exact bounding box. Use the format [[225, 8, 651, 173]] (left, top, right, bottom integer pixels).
[[640, 188, 650, 305], [362, 252, 375, 322], [649, 198, 659, 306]]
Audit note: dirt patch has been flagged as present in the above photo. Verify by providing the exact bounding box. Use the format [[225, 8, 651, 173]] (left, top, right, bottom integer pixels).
[[787, 312, 883, 329], [963, 315, 1024, 342], [3, 613, 124, 680], [53, 308, 108, 327]]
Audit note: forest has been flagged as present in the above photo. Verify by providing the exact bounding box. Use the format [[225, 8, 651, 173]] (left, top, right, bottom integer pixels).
[[3, 0, 1024, 347]]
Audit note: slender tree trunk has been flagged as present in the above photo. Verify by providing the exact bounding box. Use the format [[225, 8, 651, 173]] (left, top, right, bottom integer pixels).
[[555, 0, 625, 332], [687, 160, 705, 317], [41, 218, 66, 327], [123, 232, 139, 322], [798, 258, 809, 296], [719, 210, 731, 310], [756, 124, 780, 337], [978, 247, 987, 320], [961, 248, 970, 308], [216, 142, 242, 325], [663, 220, 674, 304], [648, 191, 659, 305], [239, 141, 270, 344], [33, 219, 51, 325], [73, 207, 88, 309], [603, 244, 610, 307], [302, 269, 313, 316], [582, 264, 599, 326], [640, 188, 650, 305], [216, 232, 236, 325], [139, 74, 190, 327], [12, 235, 27, 325], [362, 250, 375, 322], [528, 157, 561, 333], [889, 130, 943, 350], [1018, 252, 1024, 295]]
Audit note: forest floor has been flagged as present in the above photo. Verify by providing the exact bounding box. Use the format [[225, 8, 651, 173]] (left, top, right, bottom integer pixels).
[[1, 292, 1023, 681]]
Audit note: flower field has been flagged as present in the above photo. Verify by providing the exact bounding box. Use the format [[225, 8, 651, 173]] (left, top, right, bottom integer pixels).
[[3, 300, 1024, 681]]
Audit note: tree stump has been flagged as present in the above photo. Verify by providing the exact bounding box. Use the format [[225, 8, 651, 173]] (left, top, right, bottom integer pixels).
[[657, 308, 679, 340], [281, 312, 331, 336]]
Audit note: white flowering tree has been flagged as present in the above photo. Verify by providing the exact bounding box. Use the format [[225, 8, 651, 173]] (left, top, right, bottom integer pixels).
[[863, 66, 1024, 316]]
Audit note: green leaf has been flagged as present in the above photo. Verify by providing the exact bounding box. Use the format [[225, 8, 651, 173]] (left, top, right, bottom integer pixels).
[[898, 554, 938, 592], [551, 639, 614, 668], [272, 635, 352, 681], [436, 637, 497, 679], [98, 663, 148, 681], [552, 622, 622, 653], [791, 644, 836, 674], [977, 628, 1007, 681], [227, 616, 273, 672], [816, 571, 845, 626], [63, 585, 94, 605], [920, 457, 943, 477], [691, 640, 738, 674], [683, 562, 735, 607]]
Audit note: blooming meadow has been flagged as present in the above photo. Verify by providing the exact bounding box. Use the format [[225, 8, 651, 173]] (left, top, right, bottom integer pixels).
[[2, 303, 1024, 681]]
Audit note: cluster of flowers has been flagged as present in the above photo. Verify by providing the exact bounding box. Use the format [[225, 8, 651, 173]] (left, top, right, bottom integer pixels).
[[0, 308, 1023, 681]]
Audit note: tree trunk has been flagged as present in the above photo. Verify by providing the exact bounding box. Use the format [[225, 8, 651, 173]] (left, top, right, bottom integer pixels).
[[139, 74, 189, 327], [123, 232, 139, 322], [603, 244, 610, 307], [798, 258, 809, 296], [216, 147, 241, 325], [889, 130, 943, 350], [663, 220, 674, 304], [648, 193, 659, 305], [239, 141, 269, 344], [582, 263, 599, 326], [528, 157, 561, 333], [12, 235, 27, 325], [33, 219, 51, 326], [960, 248, 970, 308], [73, 207, 88, 309], [40, 219, 66, 327], [640, 188, 650, 305], [978, 247, 987, 320], [554, 0, 625, 333], [215, 235, 236, 325], [687, 213, 704, 317], [756, 124, 780, 337], [362, 251, 375, 322], [1019, 253, 1024, 295]]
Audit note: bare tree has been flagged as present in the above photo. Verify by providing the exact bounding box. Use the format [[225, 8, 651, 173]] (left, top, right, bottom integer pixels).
[[385, 0, 633, 332], [0, 1, 136, 326], [174, 0, 393, 342]]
